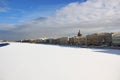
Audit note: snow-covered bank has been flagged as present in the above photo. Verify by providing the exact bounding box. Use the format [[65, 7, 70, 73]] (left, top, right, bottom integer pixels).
[[0, 43, 120, 80]]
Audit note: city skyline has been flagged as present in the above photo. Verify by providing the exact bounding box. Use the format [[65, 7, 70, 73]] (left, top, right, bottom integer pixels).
[[0, 0, 120, 40]]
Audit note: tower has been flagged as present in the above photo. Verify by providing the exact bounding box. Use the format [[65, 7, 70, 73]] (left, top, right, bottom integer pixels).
[[77, 30, 82, 37]]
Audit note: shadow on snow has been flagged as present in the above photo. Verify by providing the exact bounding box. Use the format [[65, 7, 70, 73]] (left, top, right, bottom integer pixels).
[[56, 45, 120, 55], [92, 48, 120, 55]]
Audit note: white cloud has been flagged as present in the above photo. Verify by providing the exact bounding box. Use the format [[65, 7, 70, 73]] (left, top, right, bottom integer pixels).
[[0, 0, 120, 40], [27, 0, 120, 33], [52, 0, 120, 24], [0, 24, 17, 30], [33, 0, 120, 29]]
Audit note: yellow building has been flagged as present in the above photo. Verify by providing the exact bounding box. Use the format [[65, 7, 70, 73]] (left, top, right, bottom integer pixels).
[[86, 32, 112, 46], [86, 34, 101, 46]]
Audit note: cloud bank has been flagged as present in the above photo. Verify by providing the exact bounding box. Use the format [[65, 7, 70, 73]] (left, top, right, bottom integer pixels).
[[0, 0, 120, 40]]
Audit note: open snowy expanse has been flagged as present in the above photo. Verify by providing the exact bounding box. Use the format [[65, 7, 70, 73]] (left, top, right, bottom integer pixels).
[[0, 42, 120, 80]]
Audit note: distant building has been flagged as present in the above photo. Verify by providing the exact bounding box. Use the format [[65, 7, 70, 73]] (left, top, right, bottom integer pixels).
[[86, 32, 112, 46], [69, 36, 86, 45], [21, 39, 31, 43], [58, 37, 69, 45], [68, 37, 78, 45], [77, 30, 82, 37], [68, 30, 86, 45], [98, 32, 112, 46], [0, 40, 5, 42], [35, 38, 47, 43], [52, 38, 60, 44], [79, 37, 86, 45], [86, 33, 101, 46], [45, 38, 55, 44], [112, 32, 120, 46]]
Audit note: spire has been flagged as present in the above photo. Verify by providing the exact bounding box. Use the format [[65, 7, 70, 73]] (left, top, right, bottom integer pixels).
[[77, 30, 82, 37]]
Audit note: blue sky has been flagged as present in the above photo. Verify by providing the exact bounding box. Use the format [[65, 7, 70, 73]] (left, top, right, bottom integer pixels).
[[0, 0, 120, 40], [0, 0, 86, 24]]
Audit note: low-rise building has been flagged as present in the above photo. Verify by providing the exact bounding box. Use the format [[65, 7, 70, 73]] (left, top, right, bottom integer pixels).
[[86, 34, 101, 46], [86, 32, 112, 46], [58, 37, 69, 45], [98, 32, 112, 46], [112, 32, 120, 46], [0, 40, 5, 42], [35, 38, 48, 43], [45, 38, 55, 44], [68, 36, 86, 45], [52, 38, 60, 44], [79, 37, 86, 45], [68, 30, 86, 46]]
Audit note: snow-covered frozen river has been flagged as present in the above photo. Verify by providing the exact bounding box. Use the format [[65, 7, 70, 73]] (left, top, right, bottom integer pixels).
[[0, 42, 120, 80]]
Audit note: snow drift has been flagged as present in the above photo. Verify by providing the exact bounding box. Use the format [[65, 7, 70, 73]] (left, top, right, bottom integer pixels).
[[0, 42, 120, 80]]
